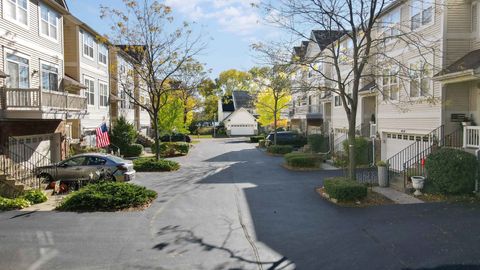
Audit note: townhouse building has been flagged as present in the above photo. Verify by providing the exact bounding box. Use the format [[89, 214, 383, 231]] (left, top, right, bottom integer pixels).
[[289, 0, 480, 182], [0, 0, 86, 163]]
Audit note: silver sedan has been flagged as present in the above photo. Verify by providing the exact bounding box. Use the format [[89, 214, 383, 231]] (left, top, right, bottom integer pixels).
[[36, 153, 135, 183]]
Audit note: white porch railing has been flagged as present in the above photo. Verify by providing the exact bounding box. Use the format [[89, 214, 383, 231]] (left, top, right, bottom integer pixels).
[[463, 126, 480, 148], [0, 87, 87, 111]]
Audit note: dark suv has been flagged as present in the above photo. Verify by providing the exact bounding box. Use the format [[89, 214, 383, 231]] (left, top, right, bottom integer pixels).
[[265, 131, 306, 147]]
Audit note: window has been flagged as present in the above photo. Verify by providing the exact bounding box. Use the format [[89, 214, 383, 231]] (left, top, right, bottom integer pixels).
[[381, 8, 401, 40], [39, 4, 58, 40], [472, 3, 478, 32], [83, 32, 94, 59], [6, 53, 29, 88], [84, 77, 95, 105], [40, 62, 58, 91], [381, 66, 399, 101], [99, 81, 108, 107], [411, 0, 433, 30], [334, 95, 342, 107], [98, 45, 107, 65], [62, 156, 87, 166], [409, 62, 431, 97], [4, 0, 28, 26]]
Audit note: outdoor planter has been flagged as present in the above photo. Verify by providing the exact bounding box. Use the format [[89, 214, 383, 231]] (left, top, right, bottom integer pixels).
[[377, 162, 388, 187], [411, 176, 425, 196]]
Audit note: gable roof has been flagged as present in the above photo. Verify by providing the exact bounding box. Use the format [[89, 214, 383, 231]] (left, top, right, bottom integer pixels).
[[232, 90, 253, 110], [312, 30, 346, 51], [223, 107, 256, 123]]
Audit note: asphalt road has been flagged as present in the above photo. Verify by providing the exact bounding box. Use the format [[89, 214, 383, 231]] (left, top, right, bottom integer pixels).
[[1, 138, 480, 270]]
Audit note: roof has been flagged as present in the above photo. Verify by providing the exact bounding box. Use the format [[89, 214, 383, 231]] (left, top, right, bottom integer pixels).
[[293, 41, 309, 59], [115, 45, 146, 62], [232, 90, 253, 109], [62, 75, 87, 90], [435, 49, 480, 77], [221, 96, 235, 112], [223, 107, 256, 122], [312, 30, 346, 51], [359, 81, 377, 92]]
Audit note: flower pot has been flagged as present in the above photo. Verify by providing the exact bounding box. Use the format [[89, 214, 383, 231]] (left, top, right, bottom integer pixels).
[[378, 166, 388, 187], [411, 176, 425, 196]]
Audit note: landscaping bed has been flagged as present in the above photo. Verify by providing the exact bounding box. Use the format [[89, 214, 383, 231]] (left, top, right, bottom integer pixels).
[[266, 145, 293, 155], [0, 189, 48, 211], [282, 152, 325, 171], [317, 187, 394, 207], [57, 182, 157, 212], [134, 157, 180, 172]]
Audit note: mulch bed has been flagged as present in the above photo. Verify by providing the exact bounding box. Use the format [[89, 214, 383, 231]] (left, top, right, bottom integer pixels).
[[416, 193, 480, 204], [316, 187, 394, 207]]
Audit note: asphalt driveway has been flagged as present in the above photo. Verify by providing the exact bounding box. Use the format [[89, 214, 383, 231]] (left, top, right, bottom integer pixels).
[[1, 138, 480, 270]]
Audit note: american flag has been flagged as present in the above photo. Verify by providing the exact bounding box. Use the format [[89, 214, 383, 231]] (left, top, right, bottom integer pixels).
[[96, 123, 110, 148]]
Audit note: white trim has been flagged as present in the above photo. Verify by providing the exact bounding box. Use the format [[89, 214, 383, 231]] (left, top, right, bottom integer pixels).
[[98, 44, 108, 66], [81, 31, 95, 61], [4, 47, 30, 88], [37, 3, 59, 43], [98, 79, 109, 107], [83, 74, 96, 106], [409, 0, 435, 32], [2, 0, 30, 30], [39, 59, 59, 91], [80, 64, 108, 77], [0, 29, 64, 60]]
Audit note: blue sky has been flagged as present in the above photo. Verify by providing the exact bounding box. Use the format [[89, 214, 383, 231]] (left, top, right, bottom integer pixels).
[[68, 0, 280, 79]]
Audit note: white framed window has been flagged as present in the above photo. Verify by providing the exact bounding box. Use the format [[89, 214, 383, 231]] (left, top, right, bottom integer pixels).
[[6, 52, 29, 88], [98, 45, 108, 65], [472, 3, 478, 33], [334, 95, 342, 107], [381, 66, 399, 101], [409, 62, 432, 98], [4, 0, 28, 27], [83, 32, 94, 59], [411, 0, 434, 30], [381, 8, 401, 41], [99, 81, 108, 107], [83, 76, 95, 105], [39, 4, 58, 41], [40, 62, 58, 91]]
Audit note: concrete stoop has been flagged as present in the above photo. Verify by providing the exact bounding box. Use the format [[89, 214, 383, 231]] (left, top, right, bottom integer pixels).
[[373, 187, 424, 204], [0, 174, 26, 198]]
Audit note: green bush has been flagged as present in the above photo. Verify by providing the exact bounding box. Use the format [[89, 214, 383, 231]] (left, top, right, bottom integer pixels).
[[0, 197, 31, 211], [276, 136, 308, 147], [174, 142, 190, 155], [122, 143, 144, 157], [342, 137, 370, 165], [324, 177, 368, 202], [258, 140, 266, 148], [197, 127, 213, 135], [284, 152, 325, 168], [57, 182, 157, 212], [22, 189, 47, 204], [155, 142, 189, 157], [308, 134, 329, 153], [133, 158, 180, 172], [425, 148, 479, 195], [70, 146, 106, 155], [267, 145, 293, 155], [110, 116, 138, 154], [250, 136, 265, 143]]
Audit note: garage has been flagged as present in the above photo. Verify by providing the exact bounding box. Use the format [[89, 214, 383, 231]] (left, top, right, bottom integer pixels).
[[382, 132, 430, 170], [230, 124, 256, 136], [224, 108, 258, 136]]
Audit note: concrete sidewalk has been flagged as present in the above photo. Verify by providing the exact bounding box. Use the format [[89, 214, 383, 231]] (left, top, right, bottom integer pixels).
[[20, 193, 66, 212], [373, 187, 424, 204]]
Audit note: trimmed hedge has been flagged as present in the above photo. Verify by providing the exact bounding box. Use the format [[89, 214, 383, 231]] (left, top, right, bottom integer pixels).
[[267, 145, 293, 155], [57, 182, 157, 212], [308, 134, 329, 153], [156, 142, 190, 157], [425, 148, 479, 195], [122, 143, 144, 157], [324, 177, 367, 202], [342, 137, 370, 165], [284, 152, 324, 168], [133, 158, 180, 172], [250, 136, 265, 143]]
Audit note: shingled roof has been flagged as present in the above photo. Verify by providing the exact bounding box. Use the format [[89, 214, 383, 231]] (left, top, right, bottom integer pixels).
[[312, 30, 346, 51], [232, 90, 253, 110], [435, 49, 480, 77]]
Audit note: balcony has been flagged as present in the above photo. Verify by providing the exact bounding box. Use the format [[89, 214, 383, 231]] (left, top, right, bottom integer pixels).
[[291, 104, 323, 120], [463, 126, 480, 148], [0, 87, 87, 119]]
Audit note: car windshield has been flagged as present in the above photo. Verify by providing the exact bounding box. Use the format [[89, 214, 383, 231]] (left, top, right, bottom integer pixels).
[[107, 155, 126, 164]]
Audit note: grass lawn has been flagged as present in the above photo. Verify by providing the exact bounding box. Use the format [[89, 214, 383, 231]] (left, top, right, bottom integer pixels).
[[193, 135, 213, 139]]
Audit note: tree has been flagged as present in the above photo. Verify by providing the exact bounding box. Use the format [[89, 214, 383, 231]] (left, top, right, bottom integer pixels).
[[197, 79, 219, 121], [251, 65, 293, 145], [216, 69, 251, 95], [101, 0, 205, 160], [157, 95, 186, 134], [259, 0, 439, 179]]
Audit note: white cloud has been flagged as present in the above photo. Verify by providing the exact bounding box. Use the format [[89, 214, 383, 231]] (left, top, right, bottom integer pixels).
[[165, 0, 266, 37]]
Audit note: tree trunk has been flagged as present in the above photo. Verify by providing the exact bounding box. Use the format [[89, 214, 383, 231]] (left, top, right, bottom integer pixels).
[[347, 118, 356, 180], [153, 114, 160, 160], [273, 98, 278, 145]]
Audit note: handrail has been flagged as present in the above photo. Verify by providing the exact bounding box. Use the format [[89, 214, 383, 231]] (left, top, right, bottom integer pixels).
[[8, 136, 51, 164]]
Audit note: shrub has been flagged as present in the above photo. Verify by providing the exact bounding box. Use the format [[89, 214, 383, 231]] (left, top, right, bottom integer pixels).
[[122, 143, 144, 157], [70, 146, 106, 155], [284, 152, 325, 168], [57, 182, 157, 212], [258, 140, 266, 148], [155, 142, 189, 157], [267, 145, 293, 155], [0, 197, 31, 211], [133, 158, 180, 172], [197, 127, 213, 135], [174, 142, 190, 155], [110, 116, 138, 154], [308, 134, 329, 153], [324, 178, 368, 202], [376, 160, 388, 167], [342, 137, 370, 165], [425, 148, 479, 195], [22, 189, 47, 204], [250, 136, 265, 143]]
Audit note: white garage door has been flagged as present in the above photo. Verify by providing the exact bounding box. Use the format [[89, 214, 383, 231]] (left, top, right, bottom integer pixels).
[[383, 132, 430, 170], [230, 124, 255, 136]]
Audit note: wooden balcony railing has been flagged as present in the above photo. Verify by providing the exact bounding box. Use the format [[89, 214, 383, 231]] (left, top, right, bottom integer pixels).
[[0, 87, 87, 111]]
